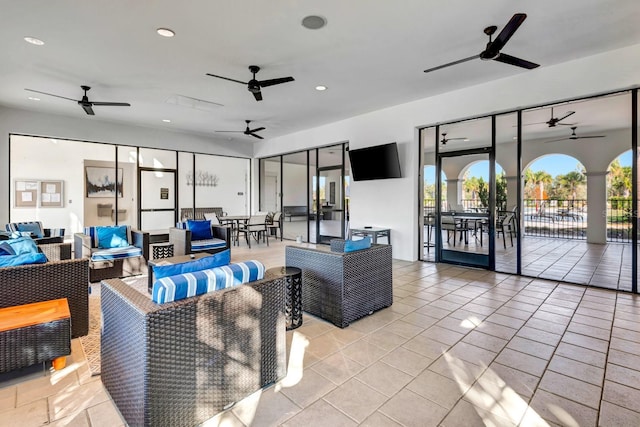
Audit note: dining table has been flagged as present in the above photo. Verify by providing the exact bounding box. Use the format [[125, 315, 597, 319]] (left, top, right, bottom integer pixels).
[[219, 215, 250, 246]]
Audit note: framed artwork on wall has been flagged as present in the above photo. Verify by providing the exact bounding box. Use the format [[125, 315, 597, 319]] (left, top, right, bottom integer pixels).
[[85, 166, 123, 198], [40, 180, 64, 207]]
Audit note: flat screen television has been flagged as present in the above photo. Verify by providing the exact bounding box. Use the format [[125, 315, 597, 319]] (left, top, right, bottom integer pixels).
[[348, 142, 402, 181]]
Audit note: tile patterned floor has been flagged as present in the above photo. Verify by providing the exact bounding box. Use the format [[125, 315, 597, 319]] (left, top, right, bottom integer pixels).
[[2, 240, 640, 426]]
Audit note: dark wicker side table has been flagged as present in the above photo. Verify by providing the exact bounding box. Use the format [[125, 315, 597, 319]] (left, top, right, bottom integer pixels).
[[267, 266, 302, 330], [151, 242, 174, 260], [0, 298, 71, 373]]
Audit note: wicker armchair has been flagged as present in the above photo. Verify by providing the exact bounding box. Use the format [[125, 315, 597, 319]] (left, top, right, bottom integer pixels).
[[101, 273, 287, 427], [0, 258, 90, 338], [285, 241, 393, 328], [169, 224, 231, 256]]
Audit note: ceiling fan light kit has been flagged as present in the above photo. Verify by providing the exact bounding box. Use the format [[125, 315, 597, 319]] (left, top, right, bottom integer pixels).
[[424, 13, 539, 74]]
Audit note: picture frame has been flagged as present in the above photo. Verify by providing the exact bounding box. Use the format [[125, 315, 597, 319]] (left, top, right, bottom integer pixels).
[[40, 180, 64, 207], [85, 166, 123, 198]]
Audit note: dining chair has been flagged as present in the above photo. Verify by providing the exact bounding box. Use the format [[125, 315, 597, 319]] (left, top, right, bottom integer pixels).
[[237, 215, 269, 248], [267, 211, 282, 239]]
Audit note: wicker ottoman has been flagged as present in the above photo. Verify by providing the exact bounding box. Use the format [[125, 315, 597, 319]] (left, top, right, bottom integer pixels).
[[0, 299, 71, 373]]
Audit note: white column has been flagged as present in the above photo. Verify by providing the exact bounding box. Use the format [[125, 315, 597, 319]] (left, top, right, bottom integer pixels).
[[504, 175, 518, 210], [447, 179, 460, 210], [585, 171, 608, 244]]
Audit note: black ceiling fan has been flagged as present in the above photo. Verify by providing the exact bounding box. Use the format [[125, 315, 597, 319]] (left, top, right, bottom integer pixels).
[[25, 85, 130, 115], [206, 65, 294, 101], [524, 107, 576, 128], [424, 13, 539, 74], [544, 126, 605, 143], [216, 120, 265, 139], [441, 132, 468, 145]]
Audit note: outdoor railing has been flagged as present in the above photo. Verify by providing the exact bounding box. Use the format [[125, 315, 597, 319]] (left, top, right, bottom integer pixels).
[[523, 199, 587, 240], [424, 198, 632, 243], [607, 197, 633, 243]]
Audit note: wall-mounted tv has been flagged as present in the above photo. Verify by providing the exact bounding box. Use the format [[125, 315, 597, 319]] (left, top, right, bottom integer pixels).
[[348, 142, 402, 181]]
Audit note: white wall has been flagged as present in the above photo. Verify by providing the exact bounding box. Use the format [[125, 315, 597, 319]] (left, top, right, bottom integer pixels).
[[255, 43, 640, 261], [0, 106, 253, 225]]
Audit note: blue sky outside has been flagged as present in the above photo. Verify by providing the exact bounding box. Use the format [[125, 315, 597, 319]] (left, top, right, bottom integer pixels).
[[425, 150, 632, 184]]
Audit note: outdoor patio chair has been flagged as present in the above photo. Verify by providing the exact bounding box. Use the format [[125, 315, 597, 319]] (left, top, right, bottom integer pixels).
[[496, 212, 517, 249], [267, 211, 282, 239], [237, 214, 269, 248]]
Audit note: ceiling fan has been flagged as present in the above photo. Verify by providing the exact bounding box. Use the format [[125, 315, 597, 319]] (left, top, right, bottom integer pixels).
[[25, 85, 130, 115], [424, 13, 539, 74], [524, 107, 576, 128], [206, 65, 294, 101], [216, 120, 265, 139], [544, 126, 606, 143], [441, 132, 468, 145]]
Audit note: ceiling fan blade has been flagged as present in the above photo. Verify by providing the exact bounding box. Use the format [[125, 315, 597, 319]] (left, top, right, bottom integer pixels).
[[25, 88, 77, 102], [258, 77, 294, 87], [423, 54, 480, 74], [215, 130, 244, 133], [490, 13, 527, 53], [253, 90, 263, 101], [91, 102, 131, 107], [249, 133, 264, 140], [544, 137, 570, 144], [81, 104, 95, 115], [205, 73, 247, 85], [576, 135, 606, 139], [556, 111, 576, 122], [250, 127, 265, 133], [493, 53, 539, 69]]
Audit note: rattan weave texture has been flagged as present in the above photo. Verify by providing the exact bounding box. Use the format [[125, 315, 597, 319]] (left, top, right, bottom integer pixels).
[[286, 243, 393, 328], [101, 273, 287, 427], [0, 258, 90, 338], [0, 318, 71, 373]]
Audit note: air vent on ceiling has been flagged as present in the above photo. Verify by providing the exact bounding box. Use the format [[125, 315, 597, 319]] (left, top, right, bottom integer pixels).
[[165, 95, 223, 112]]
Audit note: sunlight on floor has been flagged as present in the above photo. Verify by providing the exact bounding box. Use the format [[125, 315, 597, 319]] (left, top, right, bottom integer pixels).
[[460, 315, 483, 329], [276, 331, 309, 390], [442, 352, 578, 426]]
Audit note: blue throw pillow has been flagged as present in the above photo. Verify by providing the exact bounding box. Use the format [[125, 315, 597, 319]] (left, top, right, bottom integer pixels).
[[6, 237, 39, 255], [17, 223, 43, 238], [153, 249, 231, 279], [0, 241, 16, 256], [344, 236, 372, 252], [0, 252, 47, 267], [187, 220, 213, 241], [96, 225, 130, 249]]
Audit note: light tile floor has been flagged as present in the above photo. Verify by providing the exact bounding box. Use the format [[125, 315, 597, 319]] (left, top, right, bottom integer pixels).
[[2, 240, 640, 426]]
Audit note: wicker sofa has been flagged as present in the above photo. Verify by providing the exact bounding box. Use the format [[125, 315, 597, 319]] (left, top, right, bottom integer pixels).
[[101, 271, 287, 427], [285, 240, 393, 328], [0, 258, 90, 338]]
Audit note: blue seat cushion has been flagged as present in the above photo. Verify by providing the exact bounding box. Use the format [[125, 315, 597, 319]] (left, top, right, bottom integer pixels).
[[96, 225, 130, 249], [0, 242, 16, 256], [6, 237, 39, 255], [187, 219, 213, 241], [90, 245, 142, 261], [344, 236, 372, 252], [191, 238, 227, 252], [16, 223, 44, 238], [0, 252, 48, 267], [154, 249, 230, 279], [152, 260, 265, 304]]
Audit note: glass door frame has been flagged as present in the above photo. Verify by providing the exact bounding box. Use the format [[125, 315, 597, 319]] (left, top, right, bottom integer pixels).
[[315, 164, 346, 244], [137, 166, 178, 230]]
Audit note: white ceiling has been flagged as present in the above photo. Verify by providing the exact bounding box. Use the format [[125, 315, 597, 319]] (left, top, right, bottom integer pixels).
[[1, 1, 639, 143]]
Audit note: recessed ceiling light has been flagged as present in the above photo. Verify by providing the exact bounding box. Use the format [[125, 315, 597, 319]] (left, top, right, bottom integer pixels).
[[162, 119, 171, 123], [28, 96, 40, 101], [24, 36, 44, 46], [315, 85, 327, 91], [513, 136, 518, 140], [463, 138, 470, 142], [156, 28, 175, 38], [302, 15, 327, 30]]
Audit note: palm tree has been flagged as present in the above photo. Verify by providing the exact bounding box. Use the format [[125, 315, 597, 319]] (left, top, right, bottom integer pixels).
[[558, 170, 586, 200]]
